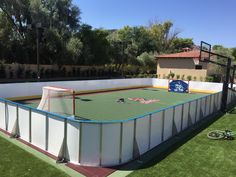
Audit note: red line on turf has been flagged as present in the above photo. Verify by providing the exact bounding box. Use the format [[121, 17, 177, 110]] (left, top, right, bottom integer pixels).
[[66, 163, 116, 177], [0, 128, 117, 177]]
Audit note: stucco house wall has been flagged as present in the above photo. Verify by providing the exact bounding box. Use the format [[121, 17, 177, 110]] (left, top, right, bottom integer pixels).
[[157, 58, 208, 80]]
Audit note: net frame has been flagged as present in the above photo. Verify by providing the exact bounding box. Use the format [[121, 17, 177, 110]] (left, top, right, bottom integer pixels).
[[37, 86, 75, 117]]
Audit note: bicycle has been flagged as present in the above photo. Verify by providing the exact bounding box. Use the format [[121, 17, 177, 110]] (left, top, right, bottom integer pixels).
[[207, 130, 235, 140]]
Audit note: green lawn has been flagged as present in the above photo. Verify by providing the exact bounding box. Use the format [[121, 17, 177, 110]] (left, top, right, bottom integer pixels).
[[0, 135, 70, 177], [23, 88, 207, 121], [128, 108, 236, 177]]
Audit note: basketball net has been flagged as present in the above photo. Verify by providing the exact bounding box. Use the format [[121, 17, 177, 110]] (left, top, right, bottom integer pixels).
[[193, 58, 199, 65]]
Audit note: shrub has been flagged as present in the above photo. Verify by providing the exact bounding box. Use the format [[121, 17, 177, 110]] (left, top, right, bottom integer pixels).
[[193, 76, 197, 81], [9, 70, 14, 79], [31, 72, 37, 78], [200, 76, 203, 81], [16, 66, 24, 78], [40, 68, 45, 78], [167, 73, 171, 79], [176, 74, 180, 79], [25, 69, 32, 79], [76, 68, 80, 77], [211, 74, 221, 82], [0, 64, 6, 78], [152, 74, 157, 78], [50, 69, 55, 77], [72, 68, 76, 76], [67, 71, 72, 77], [45, 69, 51, 78], [61, 67, 66, 77], [181, 74, 185, 80], [205, 76, 214, 82], [8, 66, 13, 79], [169, 72, 175, 79], [187, 75, 192, 81]]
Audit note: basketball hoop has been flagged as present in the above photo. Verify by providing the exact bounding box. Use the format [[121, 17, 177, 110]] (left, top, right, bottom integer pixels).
[[200, 41, 211, 61], [193, 58, 200, 65]]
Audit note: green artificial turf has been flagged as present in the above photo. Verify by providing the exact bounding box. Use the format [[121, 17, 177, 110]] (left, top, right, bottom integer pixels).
[[22, 88, 208, 121], [0, 136, 70, 177], [128, 108, 236, 177]]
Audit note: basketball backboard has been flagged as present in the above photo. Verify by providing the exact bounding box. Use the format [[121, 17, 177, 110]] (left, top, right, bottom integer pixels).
[[200, 41, 211, 61]]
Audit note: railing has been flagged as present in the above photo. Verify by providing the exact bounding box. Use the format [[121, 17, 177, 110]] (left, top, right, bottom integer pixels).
[[0, 90, 231, 167]]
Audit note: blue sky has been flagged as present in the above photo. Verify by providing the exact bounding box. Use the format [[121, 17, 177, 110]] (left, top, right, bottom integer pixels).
[[74, 0, 236, 48]]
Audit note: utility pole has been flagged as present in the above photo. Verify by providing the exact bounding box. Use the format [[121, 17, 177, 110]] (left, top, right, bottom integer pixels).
[[36, 23, 42, 80]]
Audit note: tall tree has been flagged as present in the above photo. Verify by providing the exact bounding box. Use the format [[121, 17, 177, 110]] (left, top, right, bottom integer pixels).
[[0, 0, 81, 64], [149, 20, 180, 53]]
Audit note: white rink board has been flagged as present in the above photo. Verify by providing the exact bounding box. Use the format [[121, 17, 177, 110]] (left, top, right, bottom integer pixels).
[[31, 111, 46, 150], [150, 112, 163, 148], [210, 95, 214, 114], [67, 121, 80, 164], [196, 99, 201, 122], [0, 102, 6, 130], [173, 105, 182, 133], [152, 79, 223, 92], [189, 81, 223, 92], [0, 78, 227, 167], [0, 78, 225, 99], [121, 121, 134, 164], [47, 116, 65, 156], [135, 116, 150, 154], [163, 108, 173, 141], [227, 90, 232, 105], [205, 96, 210, 117], [182, 103, 189, 130], [101, 123, 120, 166], [218, 93, 222, 110], [213, 94, 218, 112], [18, 107, 30, 141], [6, 104, 17, 133], [0, 78, 152, 98], [80, 123, 100, 166], [200, 97, 206, 118], [189, 101, 196, 125]]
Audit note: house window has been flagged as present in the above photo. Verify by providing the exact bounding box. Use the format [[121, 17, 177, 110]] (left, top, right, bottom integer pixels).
[[195, 65, 202, 70]]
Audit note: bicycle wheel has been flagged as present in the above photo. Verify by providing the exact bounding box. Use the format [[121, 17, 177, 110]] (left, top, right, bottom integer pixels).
[[207, 130, 225, 140]]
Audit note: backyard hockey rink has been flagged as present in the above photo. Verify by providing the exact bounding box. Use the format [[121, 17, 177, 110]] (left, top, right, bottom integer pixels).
[[0, 78, 235, 167]]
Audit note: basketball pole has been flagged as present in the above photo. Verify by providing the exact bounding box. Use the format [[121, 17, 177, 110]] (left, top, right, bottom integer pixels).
[[230, 65, 236, 89], [73, 90, 75, 116], [221, 58, 231, 112], [200, 41, 234, 113]]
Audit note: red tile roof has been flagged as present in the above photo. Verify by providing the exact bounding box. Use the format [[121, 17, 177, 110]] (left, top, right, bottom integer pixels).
[[156, 50, 201, 59]]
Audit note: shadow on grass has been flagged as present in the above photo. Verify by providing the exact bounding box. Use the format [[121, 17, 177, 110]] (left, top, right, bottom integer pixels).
[[75, 97, 93, 102], [114, 111, 226, 171]]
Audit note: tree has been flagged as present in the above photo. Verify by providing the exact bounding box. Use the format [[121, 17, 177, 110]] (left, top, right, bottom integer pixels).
[[137, 52, 156, 74], [232, 48, 236, 61], [66, 36, 83, 64], [0, 0, 81, 64], [107, 30, 123, 68], [78, 24, 110, 65], [208, 45, 235, 82], [170, 38, 194, 53], [0, 12, 13, 60], [148, 20, 180, 53]]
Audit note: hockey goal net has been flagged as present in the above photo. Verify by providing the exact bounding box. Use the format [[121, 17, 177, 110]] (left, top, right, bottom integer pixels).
[[37, 86, 75, 117]]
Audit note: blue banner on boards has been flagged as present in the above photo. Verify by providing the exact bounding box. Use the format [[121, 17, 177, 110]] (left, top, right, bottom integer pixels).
[[169, 80, 189, 93]]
